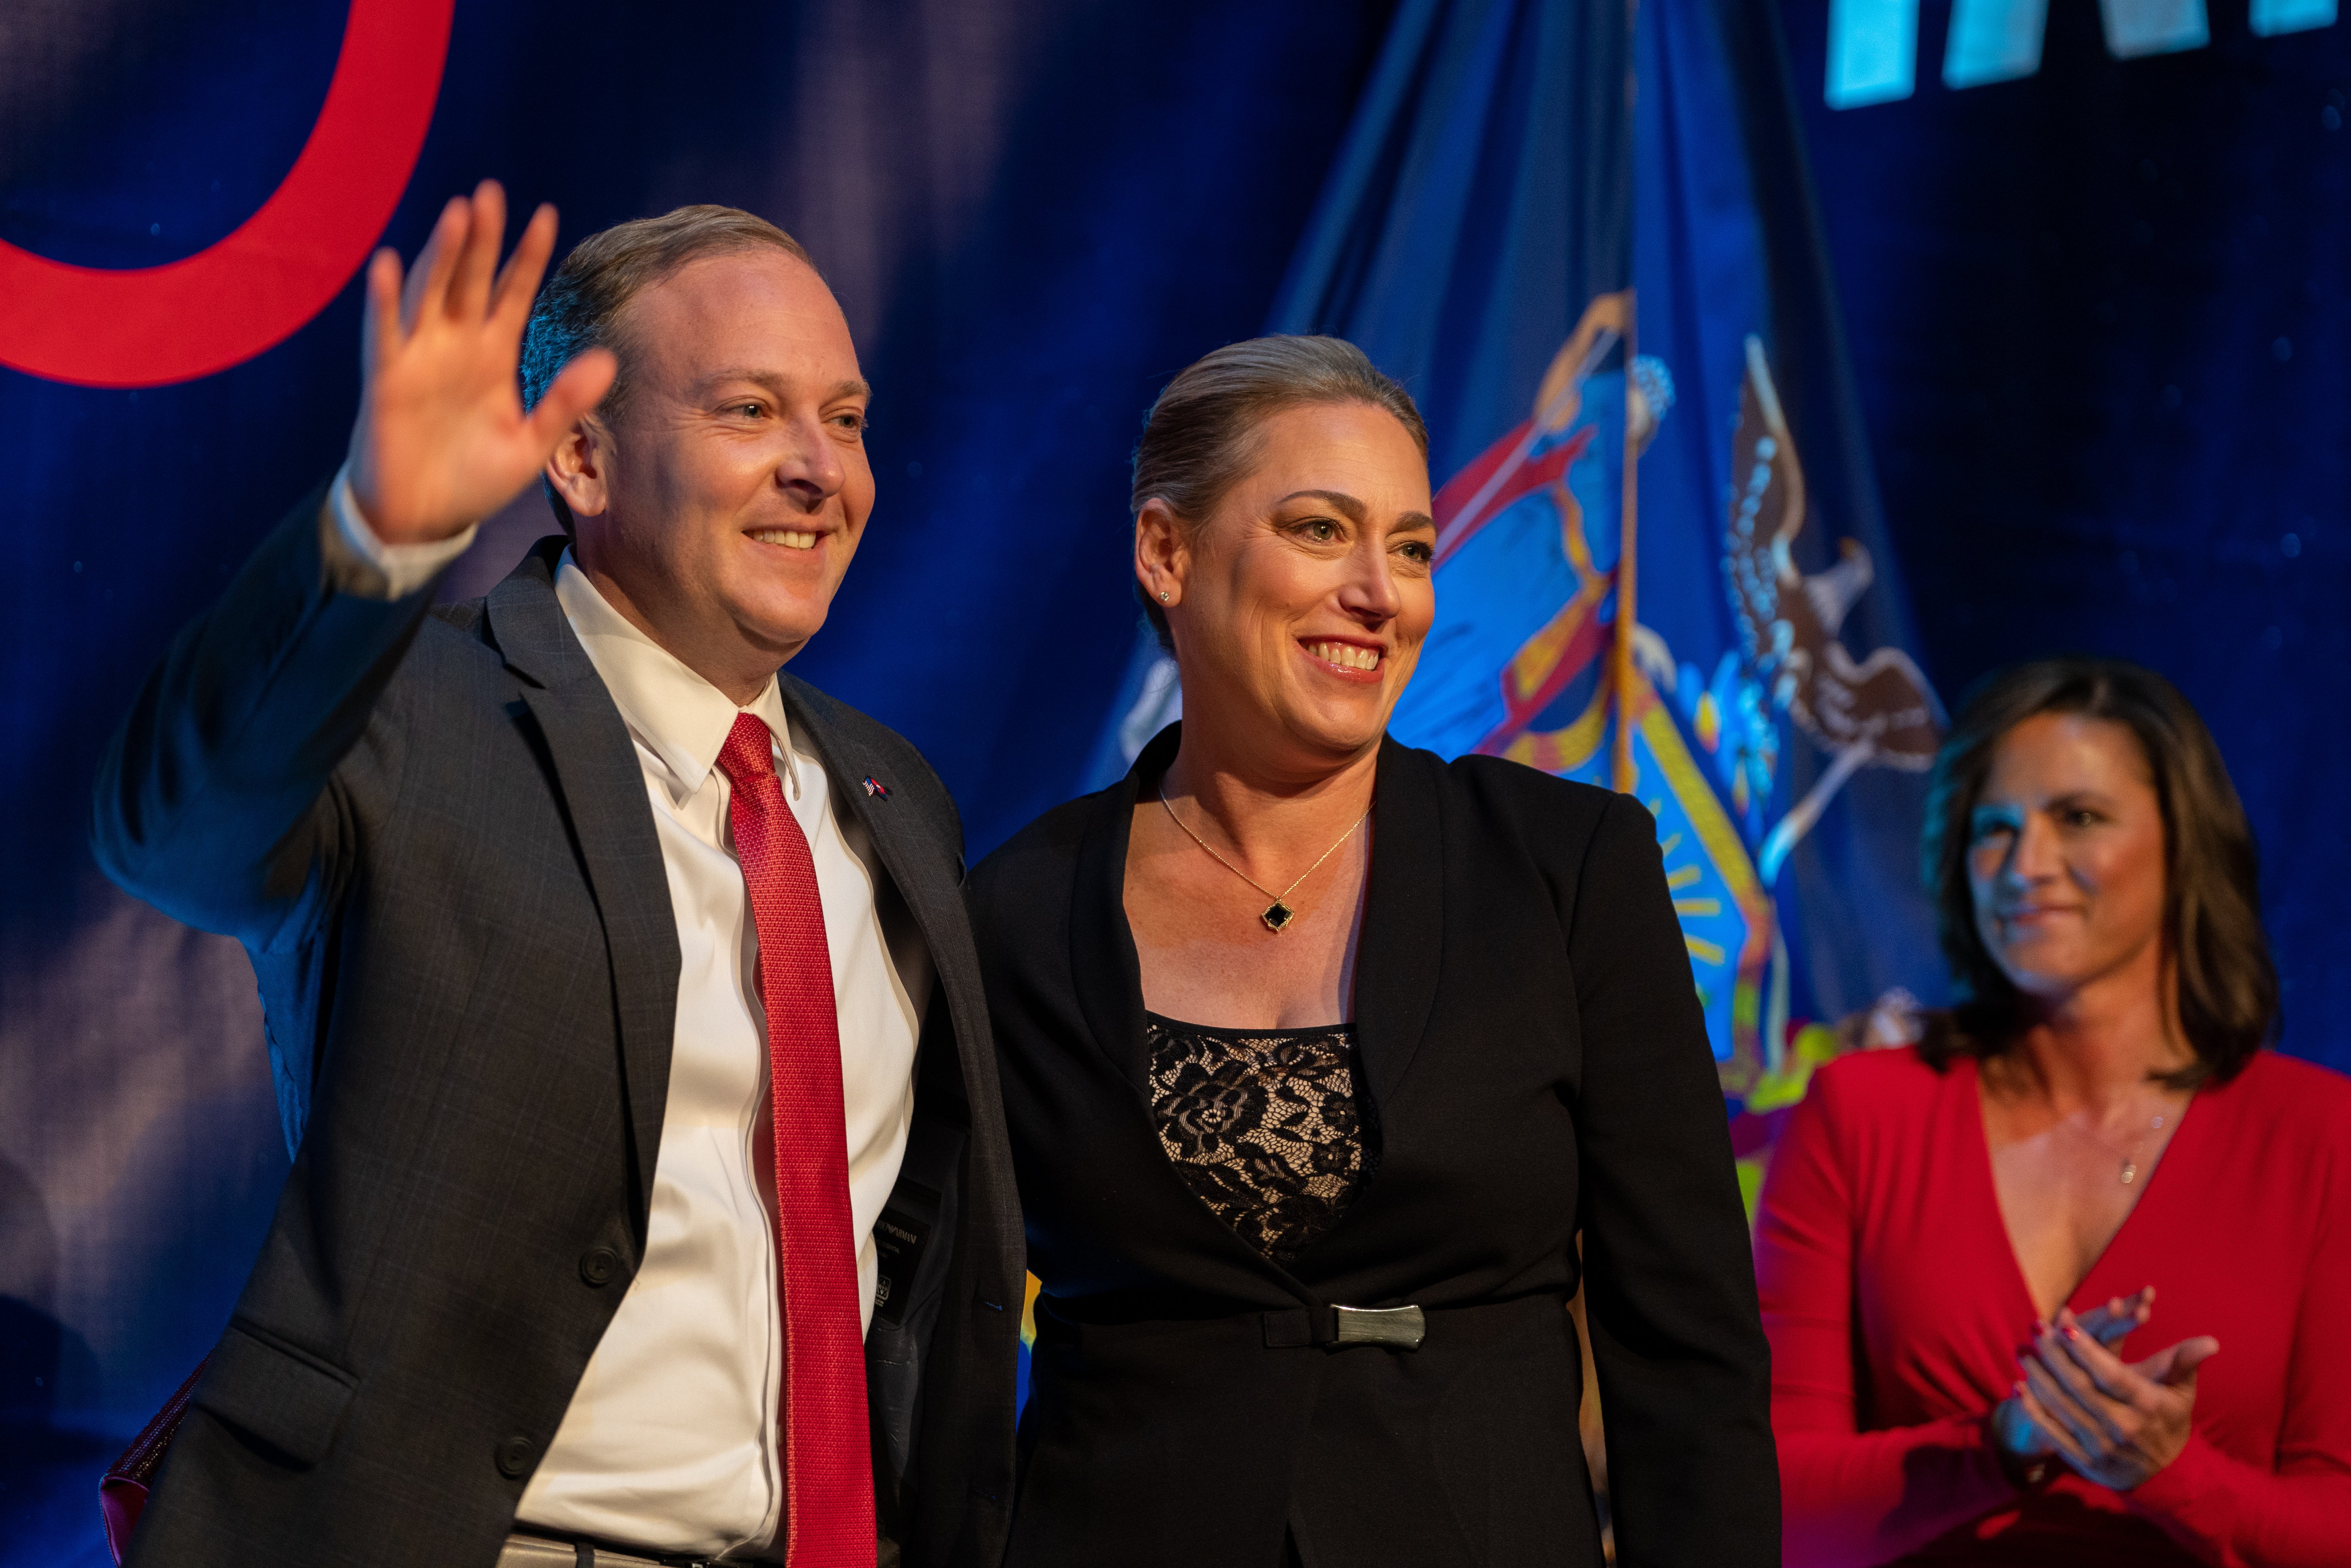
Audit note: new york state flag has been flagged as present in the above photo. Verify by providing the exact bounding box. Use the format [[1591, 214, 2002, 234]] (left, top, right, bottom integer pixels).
[[1091, 0, 1950, 1202]]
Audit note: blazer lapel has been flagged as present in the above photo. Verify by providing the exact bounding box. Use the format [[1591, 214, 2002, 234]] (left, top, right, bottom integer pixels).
[[1068, 725, 1170, 1102], [775, 679, 967, 993], [1074, 725, 1439, 1109], [1352, 737, 1445, 1109], [486, 541, 682, 1231]]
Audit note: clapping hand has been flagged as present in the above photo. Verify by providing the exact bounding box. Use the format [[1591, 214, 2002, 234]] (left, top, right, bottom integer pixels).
[[346, 180, 616, 545], [1990, 1288, 2151, 1461], [2002, 1295, 2219, 1489]]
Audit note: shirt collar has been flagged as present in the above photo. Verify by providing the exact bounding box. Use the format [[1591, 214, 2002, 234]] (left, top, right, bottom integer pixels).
[[553, 551, 796, 803]]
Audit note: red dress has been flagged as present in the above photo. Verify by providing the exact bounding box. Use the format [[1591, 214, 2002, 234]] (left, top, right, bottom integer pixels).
[[1754, 1045, 2351, 1567]]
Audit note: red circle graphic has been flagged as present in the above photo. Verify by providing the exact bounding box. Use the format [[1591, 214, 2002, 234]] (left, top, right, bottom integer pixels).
[[0, 0, 454, 388]]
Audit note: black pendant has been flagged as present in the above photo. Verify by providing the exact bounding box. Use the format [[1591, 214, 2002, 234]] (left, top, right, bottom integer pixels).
[[1261, 900, 1296, 932]]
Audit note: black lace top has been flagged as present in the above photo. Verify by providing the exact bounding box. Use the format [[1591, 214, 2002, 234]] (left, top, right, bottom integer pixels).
[[1144, 1012, 1374, 1262]]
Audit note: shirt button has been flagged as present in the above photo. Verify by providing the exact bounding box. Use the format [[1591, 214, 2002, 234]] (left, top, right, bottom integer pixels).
[[578, 1247, 621, 1287], [495, 1435, 536, 1478]]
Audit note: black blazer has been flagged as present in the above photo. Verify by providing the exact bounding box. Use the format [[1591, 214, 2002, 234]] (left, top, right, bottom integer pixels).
[[966, 724, 1777, 1568], [90, 486, 1023, 1568]]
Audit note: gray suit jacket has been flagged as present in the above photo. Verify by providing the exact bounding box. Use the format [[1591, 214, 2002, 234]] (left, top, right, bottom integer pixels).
[[91, 483, 1022, 1568]]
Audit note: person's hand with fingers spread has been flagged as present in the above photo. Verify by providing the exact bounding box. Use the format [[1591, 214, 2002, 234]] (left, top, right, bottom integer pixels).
[[2009, 1302, 2221, 1490], [346, 178, 616, 544], [1990, 1286, 2155, 1468]]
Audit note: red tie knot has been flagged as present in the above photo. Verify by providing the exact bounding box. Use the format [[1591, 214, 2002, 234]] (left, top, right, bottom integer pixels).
[[716, 711, 778, 788]]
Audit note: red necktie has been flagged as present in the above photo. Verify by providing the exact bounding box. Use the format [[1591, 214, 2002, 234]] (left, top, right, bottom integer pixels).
[[716, 713, 874, 1568]]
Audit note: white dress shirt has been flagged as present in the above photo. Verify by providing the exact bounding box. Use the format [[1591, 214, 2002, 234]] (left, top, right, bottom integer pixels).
[[319, 465, 480, 595], [320, 476, 931, 1558]]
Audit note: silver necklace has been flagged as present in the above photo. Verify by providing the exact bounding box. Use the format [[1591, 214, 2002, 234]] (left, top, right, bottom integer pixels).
[[1156, 780, 1369, 933]]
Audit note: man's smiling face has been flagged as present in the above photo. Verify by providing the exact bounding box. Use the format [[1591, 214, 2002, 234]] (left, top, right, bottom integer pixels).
[[562, 247, 873, 687]]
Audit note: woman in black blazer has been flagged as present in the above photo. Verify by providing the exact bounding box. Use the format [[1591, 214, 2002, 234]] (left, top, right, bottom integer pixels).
[[968, 336, 1777, 1567]]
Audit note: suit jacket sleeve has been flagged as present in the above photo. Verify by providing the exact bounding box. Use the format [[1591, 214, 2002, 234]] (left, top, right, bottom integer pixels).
[[1562, 791, 1780, 1567], [90, 480, 440, 951]]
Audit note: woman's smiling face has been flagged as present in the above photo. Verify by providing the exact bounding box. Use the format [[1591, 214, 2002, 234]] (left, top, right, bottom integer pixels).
[[1149, 400, 1436, 772], [1967, 711, 2170, 1003]]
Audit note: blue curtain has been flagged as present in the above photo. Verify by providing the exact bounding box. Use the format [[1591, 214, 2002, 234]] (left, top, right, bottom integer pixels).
[[1781, 3, 2351, 1072]]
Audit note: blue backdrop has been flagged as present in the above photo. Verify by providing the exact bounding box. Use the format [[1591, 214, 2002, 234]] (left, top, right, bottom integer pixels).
[[3, 3, 2345, 1564], [1783, 1, 2351, 1068]]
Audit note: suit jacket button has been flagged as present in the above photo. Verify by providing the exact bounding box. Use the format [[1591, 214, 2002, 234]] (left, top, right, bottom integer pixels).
[[579, 1247, 620, 1287], [495, 1435, 536, 1478]]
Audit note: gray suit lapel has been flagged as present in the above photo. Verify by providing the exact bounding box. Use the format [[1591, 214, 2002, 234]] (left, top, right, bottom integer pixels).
[[776, 679, 965, 979], [486, 541, 682, 1233]]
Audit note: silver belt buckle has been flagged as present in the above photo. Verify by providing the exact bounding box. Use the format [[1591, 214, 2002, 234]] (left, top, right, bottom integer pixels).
[[1331, 1303, 1426, 1350]]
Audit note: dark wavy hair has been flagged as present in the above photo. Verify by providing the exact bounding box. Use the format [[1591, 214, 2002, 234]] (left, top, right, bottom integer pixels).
[[1129, 335, 1427, 652], [1918, 658, 2277, 1087]]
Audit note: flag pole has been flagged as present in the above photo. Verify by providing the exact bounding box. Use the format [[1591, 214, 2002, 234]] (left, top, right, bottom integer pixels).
[[1612, 289, 1639, 793]]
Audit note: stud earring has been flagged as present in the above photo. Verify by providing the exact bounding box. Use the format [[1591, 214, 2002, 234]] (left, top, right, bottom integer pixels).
[[1158, 590, 1169, 602]]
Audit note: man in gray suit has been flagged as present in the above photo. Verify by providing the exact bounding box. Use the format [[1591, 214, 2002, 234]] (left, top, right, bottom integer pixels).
[[91, 182, 1022, 1568]]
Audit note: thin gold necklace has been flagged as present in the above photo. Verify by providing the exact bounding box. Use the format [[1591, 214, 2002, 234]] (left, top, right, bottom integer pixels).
[[2063, 1092, 2179, 1186], [1156, 779, 1369, 933]]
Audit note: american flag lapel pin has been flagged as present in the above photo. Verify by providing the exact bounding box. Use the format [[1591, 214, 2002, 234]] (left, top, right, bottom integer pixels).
[[862, 775, 890, 800]]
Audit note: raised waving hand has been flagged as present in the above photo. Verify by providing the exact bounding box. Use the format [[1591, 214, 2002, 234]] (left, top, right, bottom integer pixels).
[[345, 180, 615, 545]]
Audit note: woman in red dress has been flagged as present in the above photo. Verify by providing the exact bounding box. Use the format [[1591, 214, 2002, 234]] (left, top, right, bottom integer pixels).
[[1754, 659, 2351, 1567]]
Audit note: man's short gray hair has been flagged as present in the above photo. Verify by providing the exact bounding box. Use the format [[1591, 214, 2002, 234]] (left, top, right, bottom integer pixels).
[[519, 204, 816, 533]]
